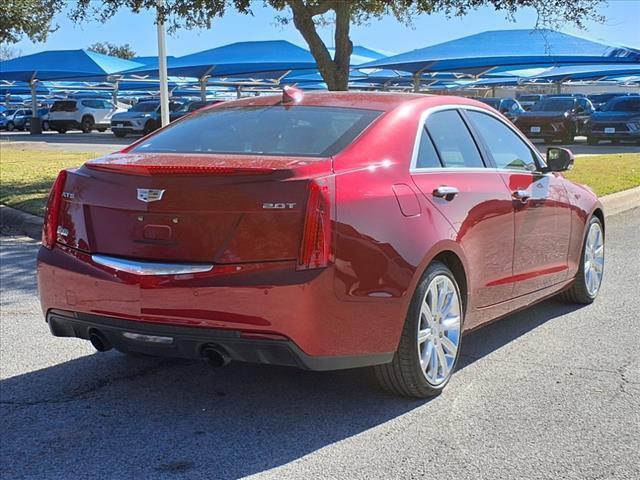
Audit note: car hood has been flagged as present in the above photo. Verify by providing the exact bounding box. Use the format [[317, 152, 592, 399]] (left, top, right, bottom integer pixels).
[[590, 112, 639, 122], [111, 111, 157, 120]]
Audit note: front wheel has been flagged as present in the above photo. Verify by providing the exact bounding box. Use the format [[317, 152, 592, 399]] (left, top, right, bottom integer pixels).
[[375, 261, 463, 398], [6, 121, 14, 132], [559, 216, 604, 304], [81, 116, 94, 133]]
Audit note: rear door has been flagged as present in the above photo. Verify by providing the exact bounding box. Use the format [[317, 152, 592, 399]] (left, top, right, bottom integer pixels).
[[464, 109, 572, 297], [410, 108, 516, 310]]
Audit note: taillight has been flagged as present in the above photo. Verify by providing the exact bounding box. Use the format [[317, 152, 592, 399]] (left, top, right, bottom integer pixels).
[[41, 170, 67, 249], [297, 178, 332, 270]]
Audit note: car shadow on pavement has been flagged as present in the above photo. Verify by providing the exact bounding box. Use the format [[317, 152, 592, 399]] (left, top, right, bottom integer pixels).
[[1, 297, 584, 479]]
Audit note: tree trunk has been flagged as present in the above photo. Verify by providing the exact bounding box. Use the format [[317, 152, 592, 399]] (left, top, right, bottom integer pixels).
[[288, 0, 351, 91]]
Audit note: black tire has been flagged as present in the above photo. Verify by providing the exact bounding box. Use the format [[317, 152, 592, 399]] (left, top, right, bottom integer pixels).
[[97, 128, 106, 133], [143, 121, 156, 135], [611, 139, 620, 145], [113, 131, 126, 138], [42, 121, 49, 130], [81, 116, 94, 133], [56, 129, 67, 134], [375, 261, 464, 398], [543, 138, 554, 145], [558, 216, 604, 305], [586, 136, 598, 146], [6, 121, 14, 132]]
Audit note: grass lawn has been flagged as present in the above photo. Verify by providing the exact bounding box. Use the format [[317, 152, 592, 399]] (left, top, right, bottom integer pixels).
[[1, 148, 98, 216], [1, 147, 639, 217]]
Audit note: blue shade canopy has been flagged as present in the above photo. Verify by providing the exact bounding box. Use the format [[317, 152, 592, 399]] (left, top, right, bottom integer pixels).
[[0, 50, 143, 82], [360, 29, 640, 74], [131, 56, 177, 66], [126, 40, 317, 79], [531, 63, 640, 81]]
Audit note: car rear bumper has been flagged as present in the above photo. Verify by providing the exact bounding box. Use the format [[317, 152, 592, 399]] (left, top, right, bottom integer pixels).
[[37, 244, 399, 369]]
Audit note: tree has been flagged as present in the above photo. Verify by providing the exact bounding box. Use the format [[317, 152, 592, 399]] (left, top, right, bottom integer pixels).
[[19, 1, 608, 90], [0, 45, 22, 61], [0, 0, 64, 44], [88, 41, 136, 59]]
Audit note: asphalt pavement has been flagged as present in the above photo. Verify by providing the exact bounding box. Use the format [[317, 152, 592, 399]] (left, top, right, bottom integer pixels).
[[1, 208, 639, 480]]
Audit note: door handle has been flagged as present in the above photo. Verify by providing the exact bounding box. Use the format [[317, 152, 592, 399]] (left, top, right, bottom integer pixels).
[[512, 189, 531, 203], [432, 186, 459, 200]]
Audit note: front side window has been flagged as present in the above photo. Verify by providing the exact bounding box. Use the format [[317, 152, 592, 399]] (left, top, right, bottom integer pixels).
[[467, 111, 538, 171], [132, 105, 382, 157], [425, 110, 484, 168]]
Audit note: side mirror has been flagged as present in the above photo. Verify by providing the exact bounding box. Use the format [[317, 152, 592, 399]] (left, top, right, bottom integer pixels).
[[545, 147, 574, 172]]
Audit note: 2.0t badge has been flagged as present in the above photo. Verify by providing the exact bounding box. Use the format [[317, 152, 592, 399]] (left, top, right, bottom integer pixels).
[[137, 188, 166, 203]]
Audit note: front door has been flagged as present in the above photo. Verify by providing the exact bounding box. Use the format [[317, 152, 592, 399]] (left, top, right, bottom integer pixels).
[[464, 109, 572, 297]]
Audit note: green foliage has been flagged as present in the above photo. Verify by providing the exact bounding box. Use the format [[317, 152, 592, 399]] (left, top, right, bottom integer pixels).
[[88, 42, 136, 59], [0, 0, 64, 44]]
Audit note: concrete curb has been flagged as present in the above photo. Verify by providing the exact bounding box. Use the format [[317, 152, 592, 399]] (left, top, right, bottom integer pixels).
[[0, 205, 43, 240], [599, 186, 640, 217], [1, 186, 638, 241]]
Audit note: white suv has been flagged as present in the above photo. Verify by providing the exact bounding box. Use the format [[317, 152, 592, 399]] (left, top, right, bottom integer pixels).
[[48, 99, 126, 133]]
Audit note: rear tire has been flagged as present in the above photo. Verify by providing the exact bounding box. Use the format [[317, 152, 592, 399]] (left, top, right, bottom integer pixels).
[[375, 261, 463, 398], [558, 216, 604, 304]]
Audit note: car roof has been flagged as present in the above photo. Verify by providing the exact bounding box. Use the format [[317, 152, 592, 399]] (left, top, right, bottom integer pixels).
[[202, 91, 492, 114]]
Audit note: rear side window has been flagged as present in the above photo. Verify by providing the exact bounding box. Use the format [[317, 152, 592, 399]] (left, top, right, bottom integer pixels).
[[415, 127, 441, 169], [133, 105, 382, 157], [425, 110, 484, 168], [467, 111, 537, 171], [51, 101, 77, 112]]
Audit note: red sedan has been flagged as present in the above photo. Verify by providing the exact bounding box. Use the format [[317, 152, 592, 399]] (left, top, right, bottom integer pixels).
[[37, 91, 605, 398]]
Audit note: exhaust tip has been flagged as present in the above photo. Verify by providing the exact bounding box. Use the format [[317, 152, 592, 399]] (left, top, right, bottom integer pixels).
[[201, 345, 231, 368], [89, 330, 112, 352]]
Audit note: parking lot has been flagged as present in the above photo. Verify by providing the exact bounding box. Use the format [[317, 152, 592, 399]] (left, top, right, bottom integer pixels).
[[2, 130, 639, 156], [1, 207, 638, 479]]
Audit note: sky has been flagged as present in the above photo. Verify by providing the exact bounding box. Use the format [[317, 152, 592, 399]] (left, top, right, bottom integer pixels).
[[9, 0, 640, 59]]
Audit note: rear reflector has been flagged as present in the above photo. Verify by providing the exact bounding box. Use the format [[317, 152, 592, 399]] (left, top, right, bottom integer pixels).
[[42, 170, 67, 249], [297, 178, 331, 270], [84, 163, 274, 176]]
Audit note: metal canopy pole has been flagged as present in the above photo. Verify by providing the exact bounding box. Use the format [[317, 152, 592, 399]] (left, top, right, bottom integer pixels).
[[29, 77, 42, 134], [199, 77, 208, 101], [156, 0, 170, 127]]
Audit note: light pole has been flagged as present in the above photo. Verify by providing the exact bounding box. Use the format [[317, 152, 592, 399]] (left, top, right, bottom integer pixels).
[[156, 0, 170, 127]]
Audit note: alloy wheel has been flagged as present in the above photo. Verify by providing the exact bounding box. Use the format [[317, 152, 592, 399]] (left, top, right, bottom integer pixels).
[[584, 222, 604, 297], [417, 275, 462, 385]]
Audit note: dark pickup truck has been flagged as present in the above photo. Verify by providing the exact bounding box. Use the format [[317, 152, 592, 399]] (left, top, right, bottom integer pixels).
[[513, 96, 595, 144]]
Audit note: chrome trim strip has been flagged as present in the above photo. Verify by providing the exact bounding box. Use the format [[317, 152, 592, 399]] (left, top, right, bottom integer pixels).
[[409, 103, 546, 172], [92, 254, 214, 275]]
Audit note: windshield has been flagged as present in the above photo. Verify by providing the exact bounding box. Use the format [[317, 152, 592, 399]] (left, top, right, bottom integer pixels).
[[602, 97, 640, 112], [519, 95, 540, 102], [131, 102, 159, 113], [132, 105, 382, 157], [589, 94, 619, 104], [532, 98, 575, 112], [4, 109, 16, 116]]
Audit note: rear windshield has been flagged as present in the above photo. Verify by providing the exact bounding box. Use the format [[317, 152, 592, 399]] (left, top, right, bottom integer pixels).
[[51, 101, 77, 112], [532, 98, 575, 112], [602, 97, 640, 112], [131, 102, 159, 112], [132, 105, 382, 157]]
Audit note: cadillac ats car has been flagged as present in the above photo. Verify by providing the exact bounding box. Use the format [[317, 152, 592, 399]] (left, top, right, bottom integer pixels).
[[37, 91, 605, 398]]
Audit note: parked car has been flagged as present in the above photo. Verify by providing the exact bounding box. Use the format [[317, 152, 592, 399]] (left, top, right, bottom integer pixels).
[[169, 100, 224, 122], [38, 92, 604, 398], [517, 94, 545, 111], [3, 108, 34, 131], [48, 98, 125, 134], [586, 95, 640, 145], [513, 96, 595, 143], [588, 92, 633, 111], [23, 108, 51, 131], [0, 109, 17, 130], [475, 97, 525, 120], [111, 100, 184, 137]]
